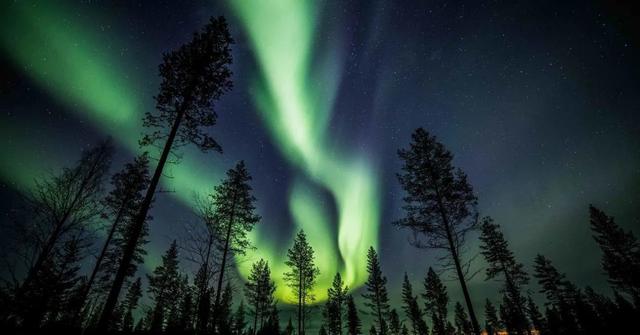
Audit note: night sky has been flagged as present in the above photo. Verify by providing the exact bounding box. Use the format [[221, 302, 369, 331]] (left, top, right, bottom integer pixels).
[[1, 0, 639, 328]]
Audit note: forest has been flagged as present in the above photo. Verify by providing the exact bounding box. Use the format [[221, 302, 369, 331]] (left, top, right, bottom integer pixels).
[[1, 13, 639, 335]]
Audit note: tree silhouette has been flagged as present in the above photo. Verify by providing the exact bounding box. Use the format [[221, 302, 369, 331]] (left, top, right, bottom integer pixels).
[[589, 205, 640, 300], [77, 153, 150, 322], [233, 300, 248, 335], [98, 16, 234, 328], [325, 272, 348, 335], [479, 217, 529, 334], [423, 267, 448, 335], [484, 299, 500, 335], [388, 309, 401, 335], [284, 230, 319, 335], [525, 296, 544, 334], [120, 277, 143, 333], [245, 259, 276, 333], [533, 255, 577, 335], [346, 295, 362, 335], [211, 161, 260, 331], [216, 282, 234, 335], [147, 241, 181, 333], [395, 128, 480, 335], [454, 302, 472, 335], [401, 273, 428, 335], [12, 139, 113, 325], [362, 247, 390, 335]]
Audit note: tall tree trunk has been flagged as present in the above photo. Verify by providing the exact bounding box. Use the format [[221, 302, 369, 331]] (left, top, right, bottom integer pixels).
[[212, 209, 235, 333], [432, 178, 481, 335], [97, 107, 186, 330], [75, 202, 128, 323], [212, 190, 237, 333]]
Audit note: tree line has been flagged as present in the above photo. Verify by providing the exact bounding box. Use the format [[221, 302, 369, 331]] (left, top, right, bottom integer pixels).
[[1, 14, 639, 335]]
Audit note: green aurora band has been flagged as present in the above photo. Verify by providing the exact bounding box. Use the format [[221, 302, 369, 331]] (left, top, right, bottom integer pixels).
[[230, 0, 380, 303], [0, 1, 381, 303]]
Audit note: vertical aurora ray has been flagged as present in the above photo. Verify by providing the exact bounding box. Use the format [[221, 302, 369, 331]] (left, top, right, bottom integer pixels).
[[230, 0, 380, 303]]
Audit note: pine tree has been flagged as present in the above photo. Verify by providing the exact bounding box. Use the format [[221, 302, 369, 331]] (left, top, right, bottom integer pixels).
[[484, 299, 499, 335], [98, 17, 234, 327], [395, 128, 481, 335], [45, 237, 86, 325], [234, 300, 248, 335], [479, 217, 529, 334], [320, 325, 328, 335], [533, 255, 577, 335], [346, 295, 362, 335], [215, 282, 235, 335], [325, 273, 348, 335], [369, 325, 378, 335], [177, 275, 195, 333], [245, 259, 276, 333], [525, 296, 543, 335], [388, 309, 401, 335], [147, 241, 181, 333], [120, 277, 143, 333], [195, 263, 213, 334], [285, 318, 295, 335], [423, 268, 448, 335], [211, 161, 260, 327], [15, 140, 113, 323], [589, 205, 640, 300], [400, 324, 410, 335], [401, 273, 428, 335], [362, 247, 390, 335], [79, 154, 151, 320], [454, 302, 472, 335], [284, 230, 319, 335]]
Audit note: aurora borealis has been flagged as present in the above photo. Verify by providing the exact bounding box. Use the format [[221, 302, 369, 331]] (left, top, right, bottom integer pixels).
[[1, 0, 639, 323]]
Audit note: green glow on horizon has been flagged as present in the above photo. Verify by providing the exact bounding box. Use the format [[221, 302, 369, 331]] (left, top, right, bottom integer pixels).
[[230, 0, 380, 303]]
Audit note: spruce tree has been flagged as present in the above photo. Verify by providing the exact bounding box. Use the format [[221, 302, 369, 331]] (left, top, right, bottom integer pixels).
[[388, 309, 401, 335], [533, 255, 577, 335], [423, 267, 448, 335], [320, 325, 328, 335], [216, 282, 234, 335], [479, 217, 529, 334], [325, 272, 348, 335], [284, 230, 319, 335], [211, 161, 260, 326], [147, 241, 181, 333], [362, 247, 390, 335], [79, 154, 151, 318], [589, 205, 640, 300], [245, 259, 276, 333], [484, 299, 499, 335], [401, 273, 428, 335], [346, 295, 362, 335], [285, 318, 295, 335], [120, 277, 143, 333], [525, 296, 544, 334], [454, 302, 472, 335], [395, 128, 481, 335], [98, 17, 234, 327], [234, 300, 247, 335]]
